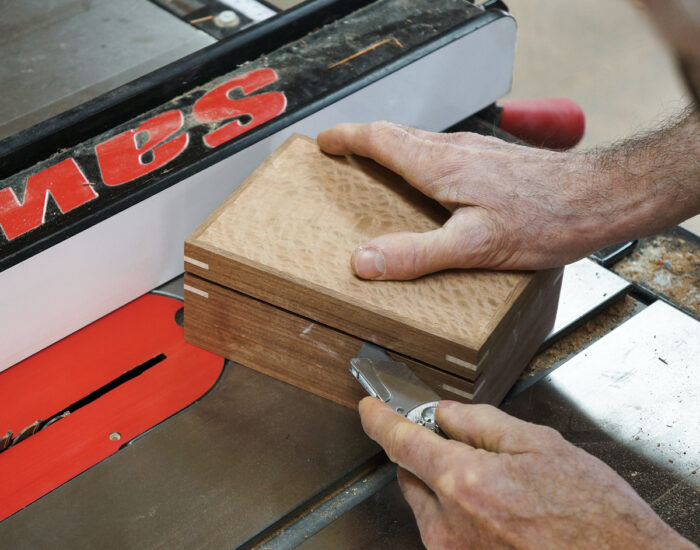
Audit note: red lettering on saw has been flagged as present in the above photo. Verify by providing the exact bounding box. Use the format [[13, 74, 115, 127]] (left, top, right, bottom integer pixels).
[[1, 69, 288, 241], [193, 68, 287, 148], [0, 158, 97, 241], [96, 110, 189, 187]]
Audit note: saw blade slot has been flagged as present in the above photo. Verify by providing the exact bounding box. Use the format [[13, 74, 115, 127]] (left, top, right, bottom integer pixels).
[[0, 353, 167, 454]]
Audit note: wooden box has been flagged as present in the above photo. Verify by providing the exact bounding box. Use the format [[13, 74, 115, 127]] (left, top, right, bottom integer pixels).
[[184, 135, 562, 408]]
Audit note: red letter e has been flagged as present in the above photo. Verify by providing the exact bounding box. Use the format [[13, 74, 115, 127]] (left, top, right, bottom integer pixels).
[[96, 110, 189, 187]]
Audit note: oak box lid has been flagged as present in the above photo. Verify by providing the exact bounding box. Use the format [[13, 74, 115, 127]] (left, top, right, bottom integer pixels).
[[184, 134, 535, 376]]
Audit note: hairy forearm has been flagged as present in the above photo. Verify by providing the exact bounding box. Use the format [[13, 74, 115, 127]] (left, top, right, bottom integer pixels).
[[588, 107, 700, 243]]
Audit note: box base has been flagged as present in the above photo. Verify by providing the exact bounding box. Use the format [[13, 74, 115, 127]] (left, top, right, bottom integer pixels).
[[184, 268, 562, 409]]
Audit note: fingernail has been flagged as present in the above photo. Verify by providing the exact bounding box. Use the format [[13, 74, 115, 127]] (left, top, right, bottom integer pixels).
[[353, 247, 385, 279], [438, 400, 460, 409]]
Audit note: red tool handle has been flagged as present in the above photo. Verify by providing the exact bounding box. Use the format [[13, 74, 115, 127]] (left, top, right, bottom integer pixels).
[[498, 98, 585, 150]]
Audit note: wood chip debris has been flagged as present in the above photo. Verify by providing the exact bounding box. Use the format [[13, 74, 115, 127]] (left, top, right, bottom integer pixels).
[[328, 38, 403, 69]]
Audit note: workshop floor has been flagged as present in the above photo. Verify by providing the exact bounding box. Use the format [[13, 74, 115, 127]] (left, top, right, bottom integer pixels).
[[504, 0, 700, 235]]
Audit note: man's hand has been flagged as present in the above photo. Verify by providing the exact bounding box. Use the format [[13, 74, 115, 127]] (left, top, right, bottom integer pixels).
[[359, 397, 695, 550], [317, 117, 700, 280]]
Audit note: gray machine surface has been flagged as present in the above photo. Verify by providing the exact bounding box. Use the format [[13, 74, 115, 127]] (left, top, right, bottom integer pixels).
[[0, 0, 214, 141], [545, 258, 631, 343], [0, 363, 380, 549], [297, 478, 423, 550], [504, 300, 699, 540]]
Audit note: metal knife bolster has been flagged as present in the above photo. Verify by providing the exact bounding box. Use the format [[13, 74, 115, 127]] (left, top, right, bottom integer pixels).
[[350, 344, 445, 435]]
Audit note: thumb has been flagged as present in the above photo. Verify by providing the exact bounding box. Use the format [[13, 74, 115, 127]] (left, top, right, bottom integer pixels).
[[351, 228, 454, 280], [351, 210, 490, 280]]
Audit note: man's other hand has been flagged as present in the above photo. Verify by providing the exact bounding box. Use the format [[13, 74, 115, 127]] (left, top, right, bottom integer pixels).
[[318, 120, 700, 280], [359, 397, 694, 549], [318, 122, 606, 279]]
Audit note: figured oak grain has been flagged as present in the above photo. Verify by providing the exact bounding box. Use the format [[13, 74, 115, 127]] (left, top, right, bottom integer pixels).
[[187, 135, 533, 371]]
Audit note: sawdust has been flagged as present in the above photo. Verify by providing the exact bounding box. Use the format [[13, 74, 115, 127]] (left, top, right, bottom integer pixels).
[[613, 230, 699, 317], [521, 295, 645, 378]]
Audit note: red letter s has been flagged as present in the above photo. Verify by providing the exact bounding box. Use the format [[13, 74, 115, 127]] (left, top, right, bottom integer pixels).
[[193, 68, 286, 148]]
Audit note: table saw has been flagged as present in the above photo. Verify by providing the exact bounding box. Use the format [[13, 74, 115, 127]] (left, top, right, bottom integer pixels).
[[0, 1, 698, 547]]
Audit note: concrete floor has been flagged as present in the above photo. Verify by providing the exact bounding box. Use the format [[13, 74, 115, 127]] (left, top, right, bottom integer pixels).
[[504, 0, 700, 234]]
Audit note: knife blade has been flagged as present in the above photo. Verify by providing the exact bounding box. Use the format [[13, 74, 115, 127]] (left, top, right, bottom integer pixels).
[[350, 343, 445, 436]]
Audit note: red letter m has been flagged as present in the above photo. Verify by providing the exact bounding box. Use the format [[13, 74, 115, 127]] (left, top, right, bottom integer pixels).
[[0, 158, 97, 241]]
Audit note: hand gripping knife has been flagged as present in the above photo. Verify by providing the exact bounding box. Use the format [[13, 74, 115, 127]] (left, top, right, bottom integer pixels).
[[350, 343, 445, 436]]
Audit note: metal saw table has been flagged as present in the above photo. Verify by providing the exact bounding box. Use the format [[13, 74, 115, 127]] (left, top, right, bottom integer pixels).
[[1, 232, 697, 548], [0, 1, 698, 547]]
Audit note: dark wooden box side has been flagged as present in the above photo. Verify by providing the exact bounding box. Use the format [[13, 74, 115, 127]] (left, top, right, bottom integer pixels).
[[183, 268, 562, 409], [473, 267, 563, 404], [183, 274, 482, 410]]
